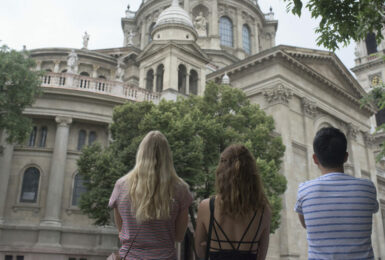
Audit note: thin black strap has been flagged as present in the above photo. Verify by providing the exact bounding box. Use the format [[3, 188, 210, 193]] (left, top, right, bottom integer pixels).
[[212, 218, 236, 251], [236, 208, 258, 250], [205, 197, 215, 260], [249, 206, 265, 251]]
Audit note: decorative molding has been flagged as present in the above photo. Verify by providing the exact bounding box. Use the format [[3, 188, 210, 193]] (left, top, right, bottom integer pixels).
[[363, 131, 375, 147], [263, 84, 292, 105], [347, 123, 359, 140], [301, 97, 317, 118], [55, 116, 73, 127]]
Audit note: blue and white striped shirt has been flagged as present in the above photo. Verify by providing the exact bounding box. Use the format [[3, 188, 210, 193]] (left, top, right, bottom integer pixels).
[[295, 172, 379, 260]]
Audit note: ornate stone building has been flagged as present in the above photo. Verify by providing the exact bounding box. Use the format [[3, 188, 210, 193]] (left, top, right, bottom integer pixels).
[[0, 0, 384, 259]]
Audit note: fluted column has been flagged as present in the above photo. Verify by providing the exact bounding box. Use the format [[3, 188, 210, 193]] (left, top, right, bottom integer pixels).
[[41, 116, 72, 226], [0, 132, 14, 224]]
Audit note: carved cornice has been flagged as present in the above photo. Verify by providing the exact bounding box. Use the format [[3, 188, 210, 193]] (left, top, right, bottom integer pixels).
[[301, 97, 317, 118], [263, 84, 292, 105], [55, 116, 73, 127]]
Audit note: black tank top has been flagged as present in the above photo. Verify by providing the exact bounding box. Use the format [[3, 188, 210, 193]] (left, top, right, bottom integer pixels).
[[205, 197, 265, 260]]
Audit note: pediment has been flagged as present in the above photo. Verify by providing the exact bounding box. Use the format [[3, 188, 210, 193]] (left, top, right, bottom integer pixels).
[[283, 48, 365, 100]]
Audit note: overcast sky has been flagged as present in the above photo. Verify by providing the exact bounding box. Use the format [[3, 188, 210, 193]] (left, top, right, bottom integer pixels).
[[0, 0, 356, 71]]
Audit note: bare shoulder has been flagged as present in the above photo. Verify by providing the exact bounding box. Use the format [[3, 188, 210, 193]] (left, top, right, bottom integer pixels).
[[198, 198, 210, 212]]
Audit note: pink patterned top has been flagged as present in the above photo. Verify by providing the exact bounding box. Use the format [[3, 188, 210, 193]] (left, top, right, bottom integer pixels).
[[109, 177, 193, 260]]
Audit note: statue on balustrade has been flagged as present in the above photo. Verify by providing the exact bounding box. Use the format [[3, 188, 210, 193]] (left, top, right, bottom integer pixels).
[[116, 59, 125, 82], [67, 50, 78, 73]]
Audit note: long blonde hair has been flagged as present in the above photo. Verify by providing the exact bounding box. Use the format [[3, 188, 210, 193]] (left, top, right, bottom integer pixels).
[[126, 131, 186, 222]]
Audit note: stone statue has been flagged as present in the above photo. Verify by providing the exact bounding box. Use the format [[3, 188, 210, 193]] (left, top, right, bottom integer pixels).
[[127, 30, 135, 45], [116, 59, 125, 81], [354, 45, 361, 58], [194, 12, 207, 37], [67, 50, 78, 73], [82, 31, 90, 49]]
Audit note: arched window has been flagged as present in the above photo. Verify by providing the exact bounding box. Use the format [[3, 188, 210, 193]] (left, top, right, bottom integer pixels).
[[77, 130, 86, 151], [189, 70, 198, 95], [39, 126, 47, 147], [366, 33, 378, 55], [242, 25, 251, 54], [148, 22, 156, 43], [178, 65, 187, 94], [156, 64, 164, 92], [146, 69, 154, 92], [72, 173, 88, 206], [28, 126, 37, 147], [88, 131, 97, 145], [80, 72, 90, 77], [219, 17, 233, 47], [20, 167, 40, 203]]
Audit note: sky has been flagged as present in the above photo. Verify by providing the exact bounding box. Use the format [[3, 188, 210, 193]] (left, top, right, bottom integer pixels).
[[0, 0, 356, 71]]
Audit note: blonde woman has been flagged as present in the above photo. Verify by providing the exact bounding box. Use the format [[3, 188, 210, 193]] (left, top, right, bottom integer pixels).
[[194, 144, 271, 260], [109, 131, 193, 259]]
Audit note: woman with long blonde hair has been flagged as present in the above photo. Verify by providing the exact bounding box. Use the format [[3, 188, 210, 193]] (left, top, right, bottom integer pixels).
[[194, 144, 271, 260], [109, 131, 193, 259]]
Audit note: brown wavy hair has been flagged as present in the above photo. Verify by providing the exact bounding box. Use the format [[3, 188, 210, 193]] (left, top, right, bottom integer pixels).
[[215, 144, 268, 217]]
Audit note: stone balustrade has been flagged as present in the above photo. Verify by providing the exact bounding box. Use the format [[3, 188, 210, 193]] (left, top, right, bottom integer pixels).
[[41, 72, 160, 103]]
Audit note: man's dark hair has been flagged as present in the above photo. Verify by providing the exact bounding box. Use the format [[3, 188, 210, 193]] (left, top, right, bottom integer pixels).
[[313, 127, 347, 168]]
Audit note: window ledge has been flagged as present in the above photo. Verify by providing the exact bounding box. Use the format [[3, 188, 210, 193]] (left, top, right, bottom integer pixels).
[[13, 204, 41, 213], [66, 207, 83, 215]]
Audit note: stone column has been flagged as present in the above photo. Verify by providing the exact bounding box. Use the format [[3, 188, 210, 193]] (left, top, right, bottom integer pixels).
[[0, 132, 14, 224], [184, 0, 189, 12], [141, 22, 146, 50], [236, 9, 243, 52], [301, 97, 318, 180], [364, 136, 385, 259], [210, 0, 218, 37], [41, 116, 72, 227], [263, 85, 302, 259], [347, 124, 361, 178]]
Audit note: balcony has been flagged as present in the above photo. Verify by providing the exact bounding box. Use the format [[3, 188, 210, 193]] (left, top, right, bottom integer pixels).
[[41, 72, 159, 103]]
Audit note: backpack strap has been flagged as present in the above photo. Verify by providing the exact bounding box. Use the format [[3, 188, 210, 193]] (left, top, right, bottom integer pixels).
[[205, 196, 215, 260]]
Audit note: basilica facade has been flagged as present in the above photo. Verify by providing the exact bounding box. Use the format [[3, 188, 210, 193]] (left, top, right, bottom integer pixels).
[[0, 0, 384, 259]]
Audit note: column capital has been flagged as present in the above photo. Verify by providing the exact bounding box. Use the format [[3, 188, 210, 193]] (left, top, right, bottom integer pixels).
[[301, 97, 317, 118], [263, 84, 293, 105], [347, 123, 359, 141], [55, 116, 72, 127]]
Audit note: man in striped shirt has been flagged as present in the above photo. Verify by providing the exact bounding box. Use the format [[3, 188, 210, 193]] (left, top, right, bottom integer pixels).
[[295, 127, 379, 260]]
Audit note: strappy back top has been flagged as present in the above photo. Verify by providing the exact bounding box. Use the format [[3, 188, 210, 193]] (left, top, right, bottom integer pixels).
[[205, 197, 265, 260]]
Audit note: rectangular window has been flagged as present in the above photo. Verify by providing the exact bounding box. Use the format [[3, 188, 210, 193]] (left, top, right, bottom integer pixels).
[[16, 256, 24, 260], [5, 256, 13, 260], [68, 258, 76, 260]]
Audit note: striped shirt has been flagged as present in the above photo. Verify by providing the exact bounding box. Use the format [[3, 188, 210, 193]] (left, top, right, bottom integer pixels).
[[109, 177, 193, 260], [295, 172, 379, 260]]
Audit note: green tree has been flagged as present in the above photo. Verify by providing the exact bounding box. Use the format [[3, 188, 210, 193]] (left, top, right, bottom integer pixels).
[[284, 0, 384, 50], [0, 45, 42, 143], [78, 82, 287, 232]]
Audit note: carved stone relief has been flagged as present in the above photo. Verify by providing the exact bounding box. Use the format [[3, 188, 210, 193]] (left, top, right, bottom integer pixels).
[[301, 97, 317, 118], [263, 84, 293, 105]]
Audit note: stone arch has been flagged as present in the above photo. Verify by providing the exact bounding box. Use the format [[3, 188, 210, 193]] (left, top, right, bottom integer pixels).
[[189, 69, 198, 95], [178, 64, 187, 94], [18, 164, 43, 204], [219, 16, 233, 47], [156, 64, 164, 92], [192, 4, 209, 34], [146, 69, 154, 92], [242, 24, 251, 54]]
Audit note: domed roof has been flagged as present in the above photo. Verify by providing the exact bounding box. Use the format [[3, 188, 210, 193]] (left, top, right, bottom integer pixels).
[[155, 0, 194, 29]]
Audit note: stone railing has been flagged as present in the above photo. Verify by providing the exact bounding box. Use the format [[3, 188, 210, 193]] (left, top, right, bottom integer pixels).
[[41, 72, 160, 103]]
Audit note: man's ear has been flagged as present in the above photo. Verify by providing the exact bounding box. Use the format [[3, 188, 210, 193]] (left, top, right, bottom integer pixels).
[[313, 154, 319, 165], [344, 152, 348, 163]]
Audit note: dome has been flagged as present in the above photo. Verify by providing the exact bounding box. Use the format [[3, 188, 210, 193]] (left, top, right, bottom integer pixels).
[[155, 0, 194, 29]]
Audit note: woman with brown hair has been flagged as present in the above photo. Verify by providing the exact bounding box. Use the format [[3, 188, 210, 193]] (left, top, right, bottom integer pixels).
[[194, 144, 271, 260]]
